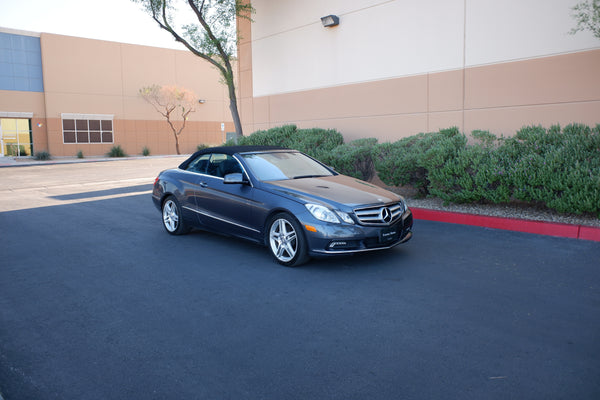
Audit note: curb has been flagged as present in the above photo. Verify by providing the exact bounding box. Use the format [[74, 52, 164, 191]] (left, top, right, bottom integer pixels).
[[411, 207, 600, 242]]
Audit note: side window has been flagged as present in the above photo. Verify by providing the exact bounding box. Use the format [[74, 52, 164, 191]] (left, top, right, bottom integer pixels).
[[186, 153, 210, 174], [207, 154, 243, 178]]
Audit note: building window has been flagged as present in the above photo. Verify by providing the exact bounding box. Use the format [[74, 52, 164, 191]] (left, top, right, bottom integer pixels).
[[62, 114, 113, 144], [0, 31, 44, 93]]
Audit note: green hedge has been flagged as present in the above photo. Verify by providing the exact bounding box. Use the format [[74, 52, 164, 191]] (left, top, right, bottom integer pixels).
[[498, 124, 600, 215], [373, 127, 466, 196], [231, 123, 600, 217], [319, 138, 379, 181], [228, 125, 343, 160]]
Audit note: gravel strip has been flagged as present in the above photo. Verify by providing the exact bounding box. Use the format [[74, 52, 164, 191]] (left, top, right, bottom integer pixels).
[[405, 196, 600, 228]]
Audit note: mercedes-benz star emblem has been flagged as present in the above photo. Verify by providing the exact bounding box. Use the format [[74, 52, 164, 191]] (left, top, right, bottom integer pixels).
[[380, 207, 392, 223]]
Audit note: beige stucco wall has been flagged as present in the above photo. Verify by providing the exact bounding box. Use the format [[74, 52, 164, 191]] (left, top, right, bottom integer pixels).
[[0, 32, 235, 157], [239, 0, 600, 141], [240, 49, 600, 141]]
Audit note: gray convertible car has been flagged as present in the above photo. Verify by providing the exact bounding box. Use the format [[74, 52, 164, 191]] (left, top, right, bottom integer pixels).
[[152, 146, 413, 266]]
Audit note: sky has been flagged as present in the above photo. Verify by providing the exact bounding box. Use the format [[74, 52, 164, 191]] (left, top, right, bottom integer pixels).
[[0, 0, 189, 49]]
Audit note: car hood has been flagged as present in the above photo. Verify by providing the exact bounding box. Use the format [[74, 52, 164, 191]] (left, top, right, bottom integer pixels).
[[262, 175, 401, 208]]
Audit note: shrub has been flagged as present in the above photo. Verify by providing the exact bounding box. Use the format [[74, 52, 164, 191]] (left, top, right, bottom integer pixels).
[[321, 138, 378, 181], [228, 125, 344, 160], [470, 129, 499, 147], [197, 144, 209, 151], [424, 130, 512, 204], [77, 150, 84, 159], [142, 146, 151, 156], [427, 144, 511, 204], [233, 124, 298, 147], [374, 127, 466, 196], [34, 151, 51, 160], [107, 145, 127, 158], [287, 127, 345, 160], [498, 124, 600, 215]]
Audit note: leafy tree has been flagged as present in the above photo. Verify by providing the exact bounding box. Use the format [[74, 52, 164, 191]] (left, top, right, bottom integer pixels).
[[139, 84, 197, 154], [570, 0, 600, 38], [133, 0, 254, 137]]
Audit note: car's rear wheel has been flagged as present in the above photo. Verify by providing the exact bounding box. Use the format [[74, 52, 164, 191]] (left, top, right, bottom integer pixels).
[[162, 196, 189, 235], [267, 213, 309, 267]]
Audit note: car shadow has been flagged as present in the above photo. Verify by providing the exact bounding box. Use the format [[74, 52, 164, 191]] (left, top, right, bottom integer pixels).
[[185, 226, 412, 272], [48, 184, 153, 200], [304, 246, 412, 270]]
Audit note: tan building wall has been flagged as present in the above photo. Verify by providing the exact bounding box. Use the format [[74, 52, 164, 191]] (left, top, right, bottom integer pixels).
[[0, 90, 48, 151], [0, 29, 234, 157], [238, 0, 600, 141]]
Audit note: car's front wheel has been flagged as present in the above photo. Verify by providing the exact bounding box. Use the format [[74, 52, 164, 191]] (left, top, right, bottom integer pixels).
[[267, 213, 309, 267], [162, 196, 189, 235]]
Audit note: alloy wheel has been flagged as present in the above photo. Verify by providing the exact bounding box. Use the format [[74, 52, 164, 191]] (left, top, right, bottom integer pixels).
[[162, 199, 179, 233], [269, 218, 298, 263]]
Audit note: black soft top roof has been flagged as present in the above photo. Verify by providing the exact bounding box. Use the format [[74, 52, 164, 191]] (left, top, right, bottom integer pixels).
[[178, 145, 290, 169]]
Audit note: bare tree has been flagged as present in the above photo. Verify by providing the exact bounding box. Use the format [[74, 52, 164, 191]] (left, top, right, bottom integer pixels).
[[139, 85, 197, 154], [133, 0, 254, 137]]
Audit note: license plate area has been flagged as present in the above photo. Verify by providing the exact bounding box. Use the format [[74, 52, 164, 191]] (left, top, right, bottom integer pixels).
[[379, 226, 398, 243]]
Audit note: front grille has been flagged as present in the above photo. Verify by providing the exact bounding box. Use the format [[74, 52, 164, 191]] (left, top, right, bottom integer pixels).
[[354, 202, 405, 226]]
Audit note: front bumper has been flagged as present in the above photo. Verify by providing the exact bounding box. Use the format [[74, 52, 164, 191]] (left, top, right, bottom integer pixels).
[[306, 209, 413, 256]]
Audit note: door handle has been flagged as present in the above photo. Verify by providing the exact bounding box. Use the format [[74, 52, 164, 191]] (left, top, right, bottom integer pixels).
[[199, 182, 208, 188]]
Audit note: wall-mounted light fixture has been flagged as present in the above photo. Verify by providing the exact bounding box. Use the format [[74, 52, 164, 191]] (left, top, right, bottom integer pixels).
[[198, 99, 206, 104], [321, 15, 339, 28]]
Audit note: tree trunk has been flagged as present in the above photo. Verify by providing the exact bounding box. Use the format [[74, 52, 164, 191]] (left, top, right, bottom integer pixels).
[[174, 133, 181, 155], [230, 98, 243, 139], [228, 80, 243, 138]]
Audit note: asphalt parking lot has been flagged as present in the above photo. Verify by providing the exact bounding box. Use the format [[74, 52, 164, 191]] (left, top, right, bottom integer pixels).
[[1, 158, 599, 400]]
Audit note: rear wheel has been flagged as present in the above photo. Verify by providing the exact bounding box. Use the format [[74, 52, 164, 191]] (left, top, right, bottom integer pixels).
[[162, 196, 189, 235], [267, 213, 309, 267]]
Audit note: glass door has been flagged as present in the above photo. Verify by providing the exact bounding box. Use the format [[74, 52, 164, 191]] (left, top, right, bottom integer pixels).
[[0, 118, 33, 157]]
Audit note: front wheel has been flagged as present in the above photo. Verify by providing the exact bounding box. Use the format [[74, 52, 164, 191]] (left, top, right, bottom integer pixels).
[[267, 213, 309, 267], [162, 196, 189, 235]]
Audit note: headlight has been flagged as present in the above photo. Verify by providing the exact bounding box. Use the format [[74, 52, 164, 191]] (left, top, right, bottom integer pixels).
[[336, 211, 355, 224], [305, 204, 340, 223]]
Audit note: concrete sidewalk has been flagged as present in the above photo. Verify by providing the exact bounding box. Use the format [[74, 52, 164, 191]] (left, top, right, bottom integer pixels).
[[0, 154, 185, 168]]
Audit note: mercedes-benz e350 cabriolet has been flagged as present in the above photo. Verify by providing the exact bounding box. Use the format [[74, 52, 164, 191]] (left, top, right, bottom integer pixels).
[[152, 146, 413, 266]]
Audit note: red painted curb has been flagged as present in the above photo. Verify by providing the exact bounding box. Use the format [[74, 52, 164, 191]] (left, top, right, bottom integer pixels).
[[411, 207, 600, 242]]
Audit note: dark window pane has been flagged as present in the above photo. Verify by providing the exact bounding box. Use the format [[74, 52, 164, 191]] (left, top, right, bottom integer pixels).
[[89, 131, 101, 143], [76, 120, 88, 130], [63, 131, 76, 143], [89, 120, 101, 130], [101, 120, 112, 130], [63, 119, 75, 130], [101, 131, 113, 143], [77, 131, 88, 143]]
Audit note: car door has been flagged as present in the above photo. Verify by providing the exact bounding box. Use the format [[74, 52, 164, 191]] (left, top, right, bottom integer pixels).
[[191, 153, 263, 241], [176, 152, 212, 226]]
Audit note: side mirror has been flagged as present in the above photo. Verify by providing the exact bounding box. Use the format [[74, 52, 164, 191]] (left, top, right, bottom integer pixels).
[[223, 173, 247, 185]]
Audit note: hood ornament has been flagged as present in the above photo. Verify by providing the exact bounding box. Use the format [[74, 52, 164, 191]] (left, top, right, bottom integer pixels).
[[379, 207, 392, 223]]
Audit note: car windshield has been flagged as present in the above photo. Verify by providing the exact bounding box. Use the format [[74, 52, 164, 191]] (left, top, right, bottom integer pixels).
[[241, 151, 334, 181]]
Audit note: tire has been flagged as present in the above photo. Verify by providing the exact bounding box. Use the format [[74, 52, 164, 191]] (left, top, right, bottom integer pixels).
[[161, 196, 189, 235], [267, 212, 309, 267]]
